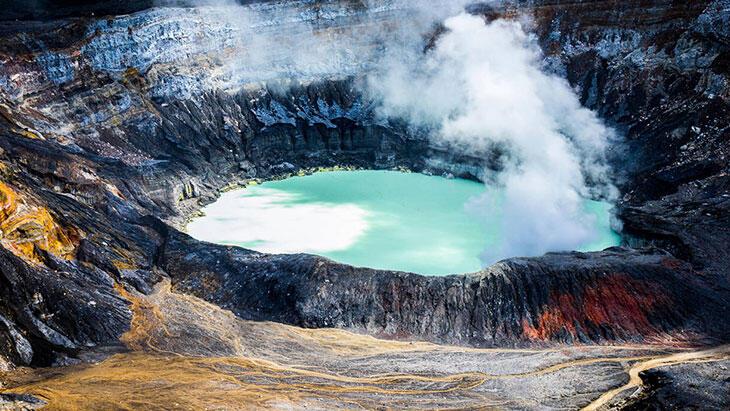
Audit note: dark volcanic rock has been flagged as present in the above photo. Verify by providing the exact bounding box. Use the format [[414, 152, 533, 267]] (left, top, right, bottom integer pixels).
[[0, 393, 45, 410], [620, 361, 730, 410], [0, 246, 132, 366], [158, 226, 727, 346], [0, 1, 725, 393], [508, 0, 730, 287]]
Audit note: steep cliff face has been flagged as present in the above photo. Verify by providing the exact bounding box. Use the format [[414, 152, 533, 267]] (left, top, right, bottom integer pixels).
[[521, 0, 730, 285], [0, 0, 727, 378], [161, 228, 722, 346]]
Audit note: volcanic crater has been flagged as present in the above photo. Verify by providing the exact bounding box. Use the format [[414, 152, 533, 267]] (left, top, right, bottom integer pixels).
[[0, 0, 728, 410]]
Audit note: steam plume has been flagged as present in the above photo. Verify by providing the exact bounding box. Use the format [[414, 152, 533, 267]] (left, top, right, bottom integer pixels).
[[368, 12, 618, 264]]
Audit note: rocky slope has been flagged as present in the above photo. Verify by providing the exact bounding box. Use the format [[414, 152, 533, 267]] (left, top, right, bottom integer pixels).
[[523, 0, 730, 285], [0, 0, 728, 408], [5, 278, 724, 410]]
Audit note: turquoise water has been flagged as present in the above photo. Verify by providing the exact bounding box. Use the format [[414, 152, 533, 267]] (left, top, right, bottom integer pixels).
[[188, 170, 620, 275]]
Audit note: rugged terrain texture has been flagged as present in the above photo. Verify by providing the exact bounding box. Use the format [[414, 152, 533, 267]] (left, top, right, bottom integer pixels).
[[0, 0, 728, 409], [5, 280, 727, 410]]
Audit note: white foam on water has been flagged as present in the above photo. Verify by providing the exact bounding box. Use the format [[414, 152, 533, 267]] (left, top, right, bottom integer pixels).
[[188, 187, 370, 254]]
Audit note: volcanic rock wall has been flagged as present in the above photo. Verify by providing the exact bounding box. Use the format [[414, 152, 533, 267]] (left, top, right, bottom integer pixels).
[[522, 0, 730, 285], [0, 0, 727, 368], [160, 228, 720, 346]]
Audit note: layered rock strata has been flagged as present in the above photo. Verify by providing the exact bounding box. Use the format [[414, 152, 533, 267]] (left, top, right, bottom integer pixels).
[[0, 3, 726, 402]]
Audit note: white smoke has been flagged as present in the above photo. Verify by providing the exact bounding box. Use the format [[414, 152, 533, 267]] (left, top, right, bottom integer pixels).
[[368, 13, 618, 264], [147, 0, 471, 88]]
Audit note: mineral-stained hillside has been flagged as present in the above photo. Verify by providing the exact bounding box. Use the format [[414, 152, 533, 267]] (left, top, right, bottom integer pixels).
[[0, 0, 728, 409]]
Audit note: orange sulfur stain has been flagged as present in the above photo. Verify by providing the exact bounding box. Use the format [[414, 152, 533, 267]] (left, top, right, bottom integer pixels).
[[0, 181, 80, 263], [522, 274, 672, 341]]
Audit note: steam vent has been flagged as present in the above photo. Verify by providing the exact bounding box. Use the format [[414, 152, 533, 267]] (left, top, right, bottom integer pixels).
[[0, 0, 728, 409]]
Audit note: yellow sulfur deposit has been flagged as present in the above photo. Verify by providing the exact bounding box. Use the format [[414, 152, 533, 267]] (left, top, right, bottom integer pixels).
[[0, 181, 79, 263]]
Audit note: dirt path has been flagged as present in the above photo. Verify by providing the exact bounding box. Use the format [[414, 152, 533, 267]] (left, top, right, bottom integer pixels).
[[582, 345, 730, 410]]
